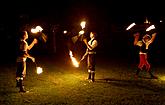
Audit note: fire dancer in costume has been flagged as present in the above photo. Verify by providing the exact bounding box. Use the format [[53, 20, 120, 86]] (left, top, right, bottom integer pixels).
[[133, 32, 158, 79], [80, 32, 98, 82], [16, 31, 38, 92]]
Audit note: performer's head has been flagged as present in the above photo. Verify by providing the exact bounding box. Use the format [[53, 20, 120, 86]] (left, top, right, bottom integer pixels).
[[90, 31, 97, 39], [142, 34, 151, 43], [20, 31, 28, 40]]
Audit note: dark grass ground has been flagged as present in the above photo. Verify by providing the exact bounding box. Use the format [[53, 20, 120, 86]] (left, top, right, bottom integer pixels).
[[1, 54, 165, 105]]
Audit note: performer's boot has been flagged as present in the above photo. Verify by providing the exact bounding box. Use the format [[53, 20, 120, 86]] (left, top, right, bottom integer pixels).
[[134, 68, 140, 79], [91, 72, 95, 82], [149, 70, 158, 79], [16, 79, 20, 87], [135, 68, 140, 76], [88, 73, 91, 80], [19, 80, 26, 93]]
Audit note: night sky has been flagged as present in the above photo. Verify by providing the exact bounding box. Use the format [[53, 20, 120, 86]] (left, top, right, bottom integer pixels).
[[0, 0, 165, 65]]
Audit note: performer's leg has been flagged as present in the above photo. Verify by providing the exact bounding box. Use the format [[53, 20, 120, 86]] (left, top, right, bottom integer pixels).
[[16, 62, 23, 88], [18, 61, 27, 92], [91, 71, 95, 82], [91, 54, 96, 82], [87, 69, 91, 80], [136, 54, 145, 76], [19, 78, 26, 92], [87, 54, 96, 82]]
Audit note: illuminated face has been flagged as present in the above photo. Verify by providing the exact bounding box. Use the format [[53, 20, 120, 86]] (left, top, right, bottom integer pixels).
[[90, 32, 95, 39], [144, 37, 150, 42]]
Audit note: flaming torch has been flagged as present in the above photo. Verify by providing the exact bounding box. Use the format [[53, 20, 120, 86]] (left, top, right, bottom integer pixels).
[[80, 21, 86, 29], [69, 50, 79, 67], [31, 25, 43, 33], [146, 25, 155, 31], [70, 21, 86, 44], [126, 22, 136, 30], [31, 25, 47, 43]]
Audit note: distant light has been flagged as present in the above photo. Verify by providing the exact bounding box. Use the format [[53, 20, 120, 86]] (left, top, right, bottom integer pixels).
[[126, 22, 136, 30], [160, 20, 163, 22], [63, 30, 67, 34], [146, 25, 155, 31]]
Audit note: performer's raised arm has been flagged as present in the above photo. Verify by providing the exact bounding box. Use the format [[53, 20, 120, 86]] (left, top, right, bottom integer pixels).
[[133, 32, 140, 46]]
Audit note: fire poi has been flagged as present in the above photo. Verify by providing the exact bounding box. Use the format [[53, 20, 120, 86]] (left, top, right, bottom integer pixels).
[[69, 50, 79, 67], [31, 25, 45, 74]]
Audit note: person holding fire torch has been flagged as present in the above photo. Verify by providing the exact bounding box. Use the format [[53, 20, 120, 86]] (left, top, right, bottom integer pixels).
[[133, 31, 158, 79], [80, 31, 98, 82], [16, 31, 38, 92]]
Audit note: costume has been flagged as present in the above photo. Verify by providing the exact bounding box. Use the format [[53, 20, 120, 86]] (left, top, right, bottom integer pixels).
[[134, 34, 157, 79], [16, 39, 28, 92], [81, 37, 98, 82]]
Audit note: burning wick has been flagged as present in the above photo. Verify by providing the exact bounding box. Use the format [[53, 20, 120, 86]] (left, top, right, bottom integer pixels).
[[69, 50, 79, 67], [36, 67, 43, 74]]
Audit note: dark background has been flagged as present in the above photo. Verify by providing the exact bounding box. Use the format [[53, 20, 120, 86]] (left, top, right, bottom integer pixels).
[[0, 0, 165, 66]]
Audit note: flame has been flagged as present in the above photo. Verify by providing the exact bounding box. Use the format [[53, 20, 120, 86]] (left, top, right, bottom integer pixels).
[[79, 30, 85, 35], [36, 26, 43, 32], [36, 67, 43, 74], [69, 50, 79, 67], [31, 26, 43, 33], [146, 25, 155, 31], [80, 21, 86, 29], [126, 22, 136, 30]]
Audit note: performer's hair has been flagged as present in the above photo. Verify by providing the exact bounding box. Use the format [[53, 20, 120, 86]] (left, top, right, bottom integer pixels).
[[19, 30, 27, 39], [91, 31, 97, 37]]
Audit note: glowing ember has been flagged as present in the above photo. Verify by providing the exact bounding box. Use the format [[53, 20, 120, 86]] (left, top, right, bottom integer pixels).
[[69, 50, 79, 67], [36, 67, 43, 74]]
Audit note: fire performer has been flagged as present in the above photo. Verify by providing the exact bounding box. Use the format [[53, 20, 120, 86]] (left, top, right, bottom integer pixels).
[[133, 32, 158, 79], [79, 32, 98, 82], [16, 31, 38, 92]]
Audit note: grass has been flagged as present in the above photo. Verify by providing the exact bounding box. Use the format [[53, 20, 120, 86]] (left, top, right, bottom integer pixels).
[[0, 56, 165, 105]]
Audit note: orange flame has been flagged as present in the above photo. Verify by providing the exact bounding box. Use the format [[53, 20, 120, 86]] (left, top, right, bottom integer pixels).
[[69, 50, 79, 67], [80, 21, 86, 29]]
